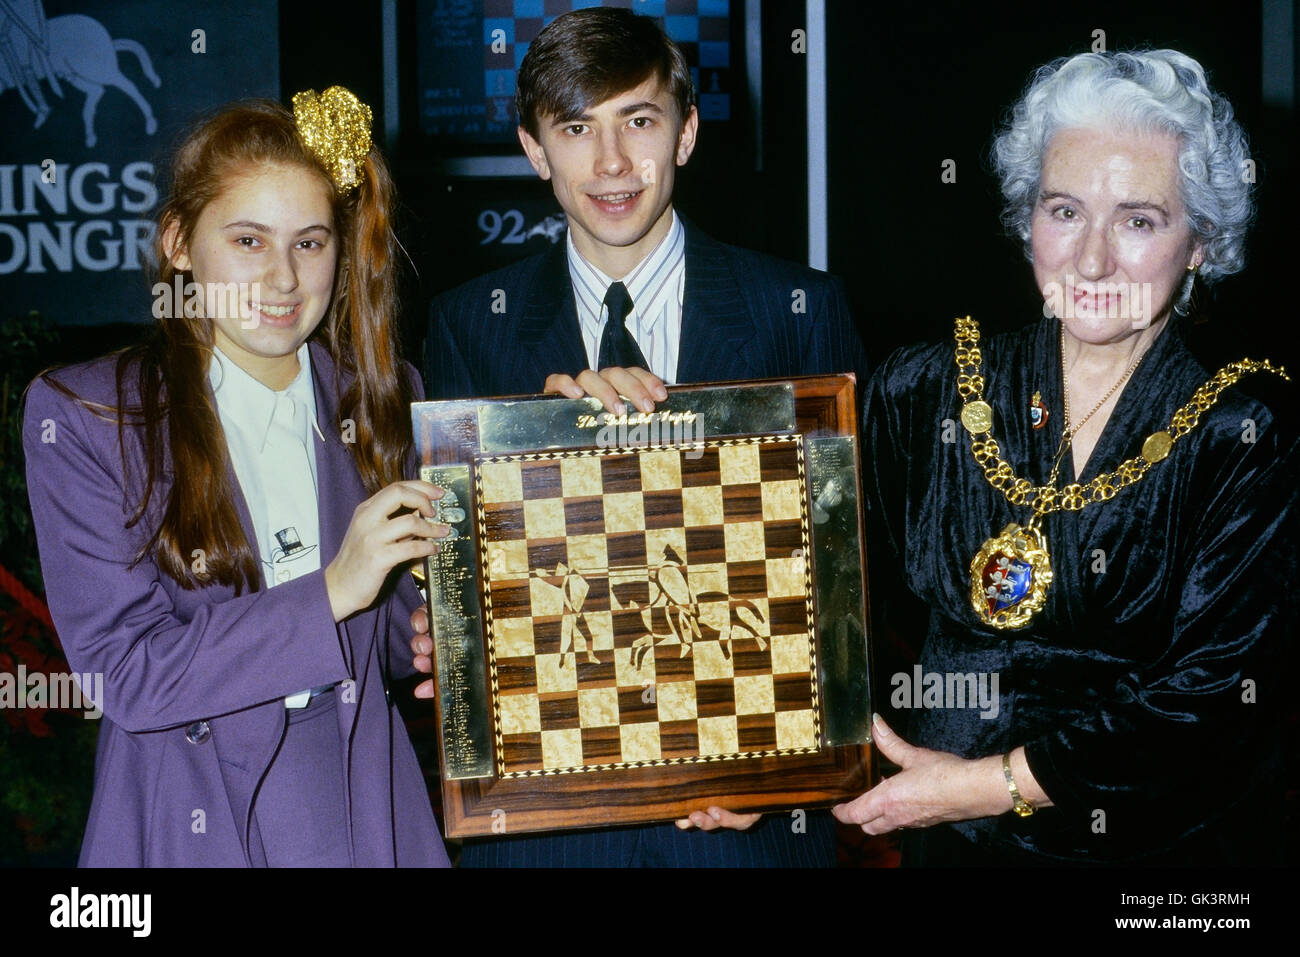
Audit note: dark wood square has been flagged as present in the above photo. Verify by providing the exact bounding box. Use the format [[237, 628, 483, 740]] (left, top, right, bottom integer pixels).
[[643, 489, 685, 529], [563, 496, 605, 535], [695, 678, 737, 718], [721, 482, 764, 521], [538, 692, 580, 730], [483, 501, 526, 540], [520, 461, 563, 499], [738, 713, 779, 751]]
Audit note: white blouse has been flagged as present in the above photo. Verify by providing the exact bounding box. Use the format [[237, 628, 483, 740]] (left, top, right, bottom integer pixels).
[[209, 343, 328, 708]]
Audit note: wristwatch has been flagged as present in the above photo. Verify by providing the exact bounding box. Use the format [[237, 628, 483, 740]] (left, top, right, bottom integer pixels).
[[1003, 752, 1035, 817]]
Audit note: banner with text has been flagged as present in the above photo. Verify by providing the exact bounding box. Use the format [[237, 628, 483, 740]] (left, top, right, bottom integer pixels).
[[1, 0, 278, 325]]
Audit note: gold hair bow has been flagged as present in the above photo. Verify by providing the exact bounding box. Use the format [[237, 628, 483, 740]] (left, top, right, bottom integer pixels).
[[292, 86, 372, 194]]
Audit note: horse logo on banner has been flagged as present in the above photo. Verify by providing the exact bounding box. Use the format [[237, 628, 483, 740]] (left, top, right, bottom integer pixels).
[[0, 0, 160, 147]]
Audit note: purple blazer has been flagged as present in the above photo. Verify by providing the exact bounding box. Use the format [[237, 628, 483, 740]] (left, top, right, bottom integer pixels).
[[23, 341, 450, 867]]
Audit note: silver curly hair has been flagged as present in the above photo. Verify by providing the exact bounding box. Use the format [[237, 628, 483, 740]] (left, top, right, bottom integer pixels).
[[993, 49, 1254, 311]]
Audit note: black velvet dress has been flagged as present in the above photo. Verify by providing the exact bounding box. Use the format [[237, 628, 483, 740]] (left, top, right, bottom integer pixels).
[[862, 317, 1298, 865]]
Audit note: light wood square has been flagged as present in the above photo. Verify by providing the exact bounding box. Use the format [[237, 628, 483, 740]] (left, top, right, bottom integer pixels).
[[776, 709, 818, 750], [522, 497, 566, 539], [656, 679, 699, 721], [698, 715, 738, 756], [639, 449, 682, 490], [493, 616, 535, 660], [535, 653, 578, 694], [734, 674, 775, 715], [766, 557, 808, 598], [718, 442, 760, 485], [603, 492, 645, 532], [578, 687, 619, 728], [560, 456, 603, 497], [771, 633, 813, 675], [723, 521, 765, 562], [541, 728, 583, 769], [692, 640, 734, 681], [584, 610, 615, 651], [686, 563, 727, 595], [565, 533, 608, 574], [479, 460, 522, 503], [620, 722, 662, 763], [498, 693, 540, 734], [761, 479, 804, 522], [682, 485, 723, 527], [730, 597, 770, 639], [645, 527, 688, 567], [529, 576, 565, 617], [615, 646, 654, 688], [486, 539, 528, 581]]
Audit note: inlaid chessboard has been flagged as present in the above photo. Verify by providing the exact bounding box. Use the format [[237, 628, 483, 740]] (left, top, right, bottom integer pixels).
[[475, 435, 821, 777]]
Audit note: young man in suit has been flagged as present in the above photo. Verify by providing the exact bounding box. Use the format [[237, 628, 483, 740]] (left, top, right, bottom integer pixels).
[[415, 6, 867, 867]]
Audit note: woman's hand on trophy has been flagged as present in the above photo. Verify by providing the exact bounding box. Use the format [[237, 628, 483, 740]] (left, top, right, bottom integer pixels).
[[832, 714, 1020, 833]]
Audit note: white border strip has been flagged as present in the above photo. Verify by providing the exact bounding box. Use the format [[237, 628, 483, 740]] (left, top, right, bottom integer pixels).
[[806, 0, 827, 269], [745, 0, 763, 171], [1262, 0, 1295, 108], [382, 0, 400, 148]]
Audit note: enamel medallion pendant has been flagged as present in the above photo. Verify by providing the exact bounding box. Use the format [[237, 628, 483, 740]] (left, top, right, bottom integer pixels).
[[969, 523, 1054, 629], [1030, 391, 1049, 430]]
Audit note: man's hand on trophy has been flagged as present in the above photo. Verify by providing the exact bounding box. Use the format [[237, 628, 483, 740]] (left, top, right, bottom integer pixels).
[[675, 807, 763, 832], [411, 605, 435, 699], [544, 367, 667, 415]]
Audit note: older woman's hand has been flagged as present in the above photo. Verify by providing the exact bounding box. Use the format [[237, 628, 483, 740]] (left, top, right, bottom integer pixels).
[[832, 715, 1047, 834]]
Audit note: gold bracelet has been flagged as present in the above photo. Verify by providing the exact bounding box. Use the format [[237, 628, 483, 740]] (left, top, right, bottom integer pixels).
[[1003, 752, 1035, 818]]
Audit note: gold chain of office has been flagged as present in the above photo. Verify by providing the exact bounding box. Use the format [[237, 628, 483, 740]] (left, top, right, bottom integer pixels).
[[953, 316, 1290, 516]]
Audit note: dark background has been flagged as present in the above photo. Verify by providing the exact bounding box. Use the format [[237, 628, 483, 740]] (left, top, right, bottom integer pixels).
[[22, 1, 1293, 369], [292, 0, 1294, 373]]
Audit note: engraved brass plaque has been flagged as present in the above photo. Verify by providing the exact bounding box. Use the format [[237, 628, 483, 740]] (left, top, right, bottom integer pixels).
[[419, 465, 492, 779]]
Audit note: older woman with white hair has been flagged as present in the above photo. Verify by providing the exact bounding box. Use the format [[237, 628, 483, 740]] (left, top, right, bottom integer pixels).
[[835, 49, 1297, 864]]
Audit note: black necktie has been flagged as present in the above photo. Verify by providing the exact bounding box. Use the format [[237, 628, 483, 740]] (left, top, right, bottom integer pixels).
[[596, 281, 648, 370]]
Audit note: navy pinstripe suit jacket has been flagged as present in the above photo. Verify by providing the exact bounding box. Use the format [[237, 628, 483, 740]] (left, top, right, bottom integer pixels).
[[422, 221, 867, 867], [425, 220, 868, 398]]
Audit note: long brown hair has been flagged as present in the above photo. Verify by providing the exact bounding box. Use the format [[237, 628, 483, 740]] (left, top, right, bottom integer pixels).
[[61, 99, 412, 593]]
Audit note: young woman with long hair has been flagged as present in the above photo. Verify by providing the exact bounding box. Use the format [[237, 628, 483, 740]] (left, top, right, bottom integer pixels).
[[23, 87, 450, 867]]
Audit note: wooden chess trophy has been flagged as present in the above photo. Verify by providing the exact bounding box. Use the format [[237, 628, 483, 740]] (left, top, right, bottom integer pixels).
[[411, 376, 874, 837]]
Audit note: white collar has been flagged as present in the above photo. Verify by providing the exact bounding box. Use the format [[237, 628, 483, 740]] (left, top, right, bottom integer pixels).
[[566, 209, 685, 332], [208, 343, 324, 451]]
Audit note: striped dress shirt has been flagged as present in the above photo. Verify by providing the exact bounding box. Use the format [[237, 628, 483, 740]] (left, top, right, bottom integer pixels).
[[566, 209, 686, 384]]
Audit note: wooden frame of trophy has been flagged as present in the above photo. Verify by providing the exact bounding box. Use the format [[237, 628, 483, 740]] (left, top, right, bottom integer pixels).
[[411, 375, 873, 837]]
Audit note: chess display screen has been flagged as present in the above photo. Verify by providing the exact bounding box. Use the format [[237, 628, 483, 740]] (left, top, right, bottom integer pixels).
[[416, 0, 734, 143]]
